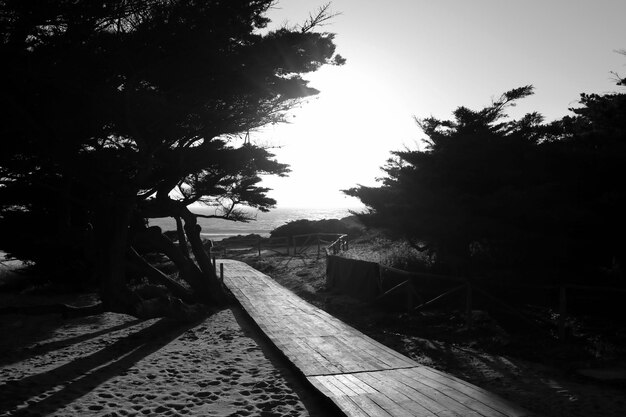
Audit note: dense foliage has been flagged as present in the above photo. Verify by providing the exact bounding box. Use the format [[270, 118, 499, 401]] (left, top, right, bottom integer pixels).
[[0, 0, 344, 316], [346, 82, 626, 282], [270, 217, 363, 241]]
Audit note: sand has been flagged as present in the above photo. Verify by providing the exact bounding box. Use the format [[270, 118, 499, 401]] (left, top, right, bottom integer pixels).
[[0, 295, 334, 417], [3, 250, 626, 417]]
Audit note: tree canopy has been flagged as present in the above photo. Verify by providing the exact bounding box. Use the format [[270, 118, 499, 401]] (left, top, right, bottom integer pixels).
[[0, 0, 344, 317], [346, 81, 626, 282]]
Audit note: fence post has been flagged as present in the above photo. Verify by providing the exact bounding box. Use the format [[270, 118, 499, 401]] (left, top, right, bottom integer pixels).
[[316, 235, 320, 258], [258, 239, 261, 257], [220, 263, 224, 284], [559, 285, 567, 339], [465, 280, 473, 330], [212, 255, 216, 276]]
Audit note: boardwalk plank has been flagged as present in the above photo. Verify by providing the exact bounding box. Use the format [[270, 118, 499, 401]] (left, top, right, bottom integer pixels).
[[350, 394, 394, 417], [332, 396, 375, 417], [376, 369, 475, 417], [336, 374, 376, 395], [367, 392, 417, 417], [348, 374, 432, 417], [326, 375, 362, 397], [220, 260, 535, 417], [356, 371, 440, 417], [405, 368, 528, 417], [308, 375, 345, 397], [420, 373, 526, 416], [392, 369, 489, 417]]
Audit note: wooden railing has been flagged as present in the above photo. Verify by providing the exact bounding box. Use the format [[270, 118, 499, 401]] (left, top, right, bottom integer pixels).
[[328, 256, 626, 339], [209, 233, 349, 258], [325, 234, 349, 255]]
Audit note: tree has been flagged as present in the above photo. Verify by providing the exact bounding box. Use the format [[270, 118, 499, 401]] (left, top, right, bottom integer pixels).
[[545, 79, 626, 280], [0, 1, 344, 318], [346, 87, 545, 272], [346, 82, 626, 282]]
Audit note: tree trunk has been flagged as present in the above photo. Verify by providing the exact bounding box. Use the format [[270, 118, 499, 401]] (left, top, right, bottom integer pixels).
[[94, 195, 141, 315], [136, 196, 227, 307], [181, 208, 227, 305], [127, 247, 196, 304], [131, 228, 214, 304], [175, 216, 190, 258]]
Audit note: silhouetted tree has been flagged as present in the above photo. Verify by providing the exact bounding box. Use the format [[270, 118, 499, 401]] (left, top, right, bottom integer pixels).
[[0, 1, 344, 318], [346, 81, 626, 282], [544, 79, 626, 280]]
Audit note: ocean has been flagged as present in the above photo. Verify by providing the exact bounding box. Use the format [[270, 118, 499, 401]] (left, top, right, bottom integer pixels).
[[148, 206, 360, 241], [0, 207, 360, 262]]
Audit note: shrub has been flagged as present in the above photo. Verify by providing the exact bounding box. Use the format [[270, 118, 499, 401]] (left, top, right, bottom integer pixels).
[[270, 217, 363, 240]]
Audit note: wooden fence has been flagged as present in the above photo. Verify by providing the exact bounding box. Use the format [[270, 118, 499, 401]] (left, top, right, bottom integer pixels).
[[210, 233, 348, 259], [326, 256, 626, 339]]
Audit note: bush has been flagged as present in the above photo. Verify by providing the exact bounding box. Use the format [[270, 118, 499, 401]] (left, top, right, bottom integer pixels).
[[344, 237, 435, 273], [270, 216, 364, 240], [219, 234, 264, 246], [377, 240, 433, 271]]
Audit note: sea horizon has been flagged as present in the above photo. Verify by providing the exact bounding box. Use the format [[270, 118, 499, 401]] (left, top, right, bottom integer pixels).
[[148, 206, 364, 241], [1, 207, 364, 262]]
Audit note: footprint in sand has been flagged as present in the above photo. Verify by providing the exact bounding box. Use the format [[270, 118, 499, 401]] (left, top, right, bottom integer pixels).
[[198, 380, 222, 388], [192, 392, 220, 404], [218, 368, 234, 376], [166, 402, 186, 410]]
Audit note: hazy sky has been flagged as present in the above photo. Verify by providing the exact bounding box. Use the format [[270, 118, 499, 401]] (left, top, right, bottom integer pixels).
[[254, 0, 626, 208]]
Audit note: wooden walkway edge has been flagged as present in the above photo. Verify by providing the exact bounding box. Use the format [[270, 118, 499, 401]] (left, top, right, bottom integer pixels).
[[220, 260, 538, 417]]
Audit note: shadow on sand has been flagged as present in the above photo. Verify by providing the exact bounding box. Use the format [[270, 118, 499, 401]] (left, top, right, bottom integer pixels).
[[0, 318, 144, 367], [0, 315, 206, 416]]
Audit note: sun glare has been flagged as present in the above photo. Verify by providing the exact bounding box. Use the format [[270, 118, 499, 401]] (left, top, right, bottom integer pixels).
[[257, 65, 417, 208]]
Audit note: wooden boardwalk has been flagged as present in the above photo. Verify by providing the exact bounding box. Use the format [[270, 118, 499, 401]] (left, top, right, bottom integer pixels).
[[220, 260, 536, 417]]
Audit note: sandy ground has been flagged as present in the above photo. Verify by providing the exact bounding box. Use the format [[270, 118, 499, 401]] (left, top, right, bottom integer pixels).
[[3, 250, 626, 417], [0, 288, 337, 417]]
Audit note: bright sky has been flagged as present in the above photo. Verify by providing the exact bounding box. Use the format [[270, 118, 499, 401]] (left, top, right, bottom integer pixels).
[[254, 0, 626, 209]]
